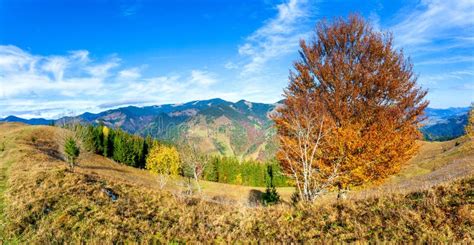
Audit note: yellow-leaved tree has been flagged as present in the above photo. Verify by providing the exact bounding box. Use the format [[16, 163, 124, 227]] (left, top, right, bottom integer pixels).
[[466, 103, 474, 138], [146, 144, 180, 189]]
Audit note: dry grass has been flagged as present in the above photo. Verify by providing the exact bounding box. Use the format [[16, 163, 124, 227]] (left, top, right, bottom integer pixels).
[[0, 123, 473, 243], [392, 137, 473, 181], [350, 136, 474, 200]]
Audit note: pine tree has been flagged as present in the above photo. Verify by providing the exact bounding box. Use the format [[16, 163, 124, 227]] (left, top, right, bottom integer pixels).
[[113, 131, 125, 163], [262, 165, 280, 205], [64, 137, 80, 171]]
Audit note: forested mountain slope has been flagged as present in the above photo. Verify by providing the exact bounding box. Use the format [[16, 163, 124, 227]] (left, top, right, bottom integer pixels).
[[1, 100, 470, 160], [57, 98, 279, 161]]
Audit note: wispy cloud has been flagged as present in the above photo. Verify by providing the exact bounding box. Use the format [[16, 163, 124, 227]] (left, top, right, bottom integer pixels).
[[238, 0, 316, 76], [416, 55, 474, 66], [118, 67, 142, 80], [385, 0, 474, 107], [189, 70, 218, 86], [224, 61, 238, 70], [120, 0, 142, 17], [419, 70, 474, 86], [0, 45, 109, 98], [391, 0, 474, 48]]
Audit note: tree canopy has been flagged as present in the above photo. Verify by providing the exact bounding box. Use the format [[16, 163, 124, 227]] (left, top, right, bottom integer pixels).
[[273, 15, 428, 201], [146, 144, 180, 176]]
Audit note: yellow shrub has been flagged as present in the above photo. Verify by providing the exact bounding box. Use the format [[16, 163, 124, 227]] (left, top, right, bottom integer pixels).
[[145, 144, 180, 176], [102, 126, 109, 138]]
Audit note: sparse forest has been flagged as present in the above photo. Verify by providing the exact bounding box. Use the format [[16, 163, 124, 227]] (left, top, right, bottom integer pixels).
[[68, 123, 288, 188], [72, 124, 156, 168], [202, 156, 288, 187]]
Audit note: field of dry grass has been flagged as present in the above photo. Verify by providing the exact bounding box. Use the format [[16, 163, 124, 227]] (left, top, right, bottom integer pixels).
[[351, 136, 474, 199], [0, 123, 472, 243]]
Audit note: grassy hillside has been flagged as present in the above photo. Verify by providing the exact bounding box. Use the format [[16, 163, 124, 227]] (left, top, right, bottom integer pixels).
[[0, 123, 473, 243]]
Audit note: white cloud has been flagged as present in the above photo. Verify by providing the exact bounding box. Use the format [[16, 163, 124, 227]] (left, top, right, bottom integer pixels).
[[0, 99, 100, 119], [387, 0, 473, 108], [237, 0, 316, 76], [224, 61, 238, 70], [0, 45, 38, 73], [0, 45, 231, 118], [42, 56, 68, 81], [418, 70, 474, 86], [0, 45, 114, 99], [369, 12, 381, 32], [415, 55, 474, 66], [69, 50, 90, 63], [118, 67, 142, 80], [391, 0, 474, 48], [85, 57, 120, 78], [189, 70, 218, 86]]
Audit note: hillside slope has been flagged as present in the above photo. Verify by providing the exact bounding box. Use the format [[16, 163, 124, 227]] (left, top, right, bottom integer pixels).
[[353, 137, 474, 199], [0, 123, 473, 242]]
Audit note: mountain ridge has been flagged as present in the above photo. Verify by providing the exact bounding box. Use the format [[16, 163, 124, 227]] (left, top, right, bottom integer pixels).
[[1, 99, 470, 160]]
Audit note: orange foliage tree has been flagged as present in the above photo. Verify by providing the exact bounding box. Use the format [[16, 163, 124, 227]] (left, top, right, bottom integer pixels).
[[466, 103, 474, 138], [272, 15, 428, 202]]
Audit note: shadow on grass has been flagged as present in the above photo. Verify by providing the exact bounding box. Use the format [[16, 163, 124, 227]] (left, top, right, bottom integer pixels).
[[248, 189, 263, 207]]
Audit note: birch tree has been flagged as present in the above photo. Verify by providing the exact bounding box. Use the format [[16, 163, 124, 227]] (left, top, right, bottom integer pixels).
[[179, 141, 207, 193]]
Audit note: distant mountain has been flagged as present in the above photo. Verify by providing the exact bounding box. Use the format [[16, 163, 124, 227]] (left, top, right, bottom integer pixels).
[[54, 98, 280, 161], [0, 115, 53, 125], [1, 100, 470, 159], [421, 107, 470, 141], [423, 107, 470, 125]]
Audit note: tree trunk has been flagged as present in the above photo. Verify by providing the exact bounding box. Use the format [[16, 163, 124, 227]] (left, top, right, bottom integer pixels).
[[193, 169, 201, 193]]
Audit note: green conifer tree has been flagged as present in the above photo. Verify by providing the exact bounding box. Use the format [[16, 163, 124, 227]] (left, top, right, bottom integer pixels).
[[262, 165, 280, 205], [64, 137, 80, 171]]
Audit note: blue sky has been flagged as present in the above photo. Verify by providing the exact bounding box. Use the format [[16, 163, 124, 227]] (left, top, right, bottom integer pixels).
[[0, 0, 473, 119]]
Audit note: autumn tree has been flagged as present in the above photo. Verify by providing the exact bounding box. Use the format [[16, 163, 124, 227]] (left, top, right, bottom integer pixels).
[[178, 141, 207, 193], [466, 103, 474, 138], [273, 15, 428, 202], [146, 144, 180, 189]]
